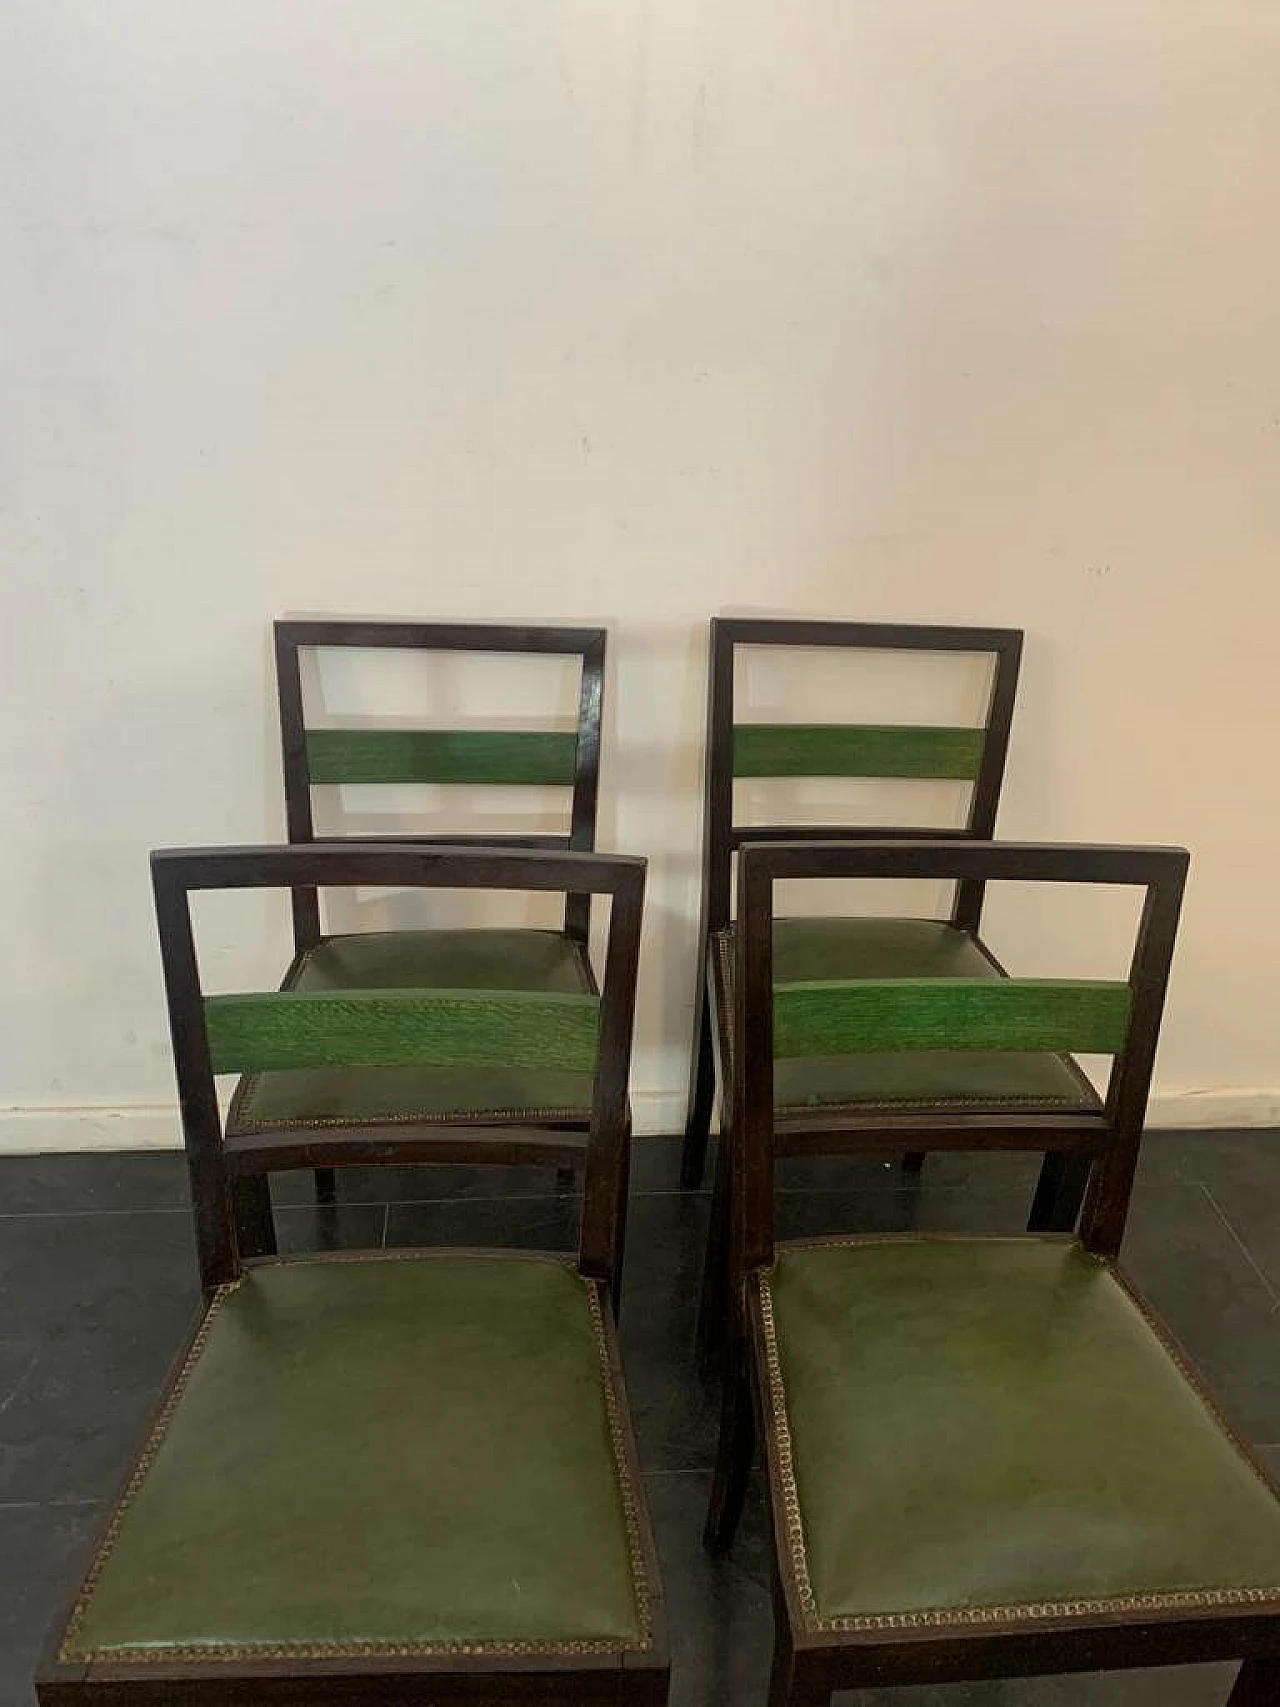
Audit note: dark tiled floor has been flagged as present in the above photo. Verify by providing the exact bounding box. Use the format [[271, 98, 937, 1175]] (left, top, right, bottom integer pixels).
[[3, 1132, 1279, 1706]]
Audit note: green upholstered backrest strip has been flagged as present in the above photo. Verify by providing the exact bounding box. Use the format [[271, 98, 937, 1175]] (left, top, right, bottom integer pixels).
[[732, 723, 984, 780], [773, 977, 1131, 1058], [204, 987, 600, 1075], [306, 729, 579, 786]]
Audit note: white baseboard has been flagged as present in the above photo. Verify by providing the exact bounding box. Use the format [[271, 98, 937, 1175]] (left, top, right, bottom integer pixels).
[[1144, 1088, 1280, 1130], [0, 1095, 686, 1152], [1, 1087, 1278, 1154], [0, 1104, 185, 1152]]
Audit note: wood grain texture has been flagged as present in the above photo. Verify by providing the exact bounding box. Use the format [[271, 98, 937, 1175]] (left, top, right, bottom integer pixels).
[[732, 723, 984, 781], [305, 729, 579, 786], [204, 986, 600, 1075], [772, 977, 1132, 1059]]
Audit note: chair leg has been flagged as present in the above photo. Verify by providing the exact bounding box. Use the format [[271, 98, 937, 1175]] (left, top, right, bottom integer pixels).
[[1228, 1658, 1280, 1704], [768, 1632, 828, 1706], [314, 1167, 337, 1205], [233, 1175, 277, 1259], [1027, 1152, 1092, 1232], [703, 1340, 755, 1555], [680, 974, 716, 1189], [696, 1115, 732, 1376], [901, 1151, 926, 1175]]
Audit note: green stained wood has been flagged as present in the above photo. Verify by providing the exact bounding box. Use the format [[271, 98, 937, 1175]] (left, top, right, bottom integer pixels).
[[306, 729, 579, 786], [732, 723, 984, 781], [204, 987, 600, 1075], [772, 977, 1131, 1059]]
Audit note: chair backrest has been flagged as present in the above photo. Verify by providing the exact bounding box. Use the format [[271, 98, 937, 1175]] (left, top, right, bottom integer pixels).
[[732, 840, 1187, 1274], [701, 618, 1024, 935], [151, 843, 645, 1296], [273, 620, 607, 949]]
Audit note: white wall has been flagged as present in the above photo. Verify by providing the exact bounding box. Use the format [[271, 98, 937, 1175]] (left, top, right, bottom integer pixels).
[[3, 0, 1279, 1146]]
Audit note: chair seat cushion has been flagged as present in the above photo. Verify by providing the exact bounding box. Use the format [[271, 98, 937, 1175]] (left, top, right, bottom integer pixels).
[[60, 1254, 651, 1662], [229, 928, 595, 1130], [759, 1236, 1280, 1631], [714, 918, 1097, 1113]]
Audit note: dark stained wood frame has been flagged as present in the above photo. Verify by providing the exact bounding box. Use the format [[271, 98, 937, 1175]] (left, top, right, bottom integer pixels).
[[680, 616, 1028, 1191], [699, 840, 1280, 1706], [274, 620, 607, 948], [683, 619, 1100, 1366], [37, 843, 667, 1707], [272, 620, 606, 1206]]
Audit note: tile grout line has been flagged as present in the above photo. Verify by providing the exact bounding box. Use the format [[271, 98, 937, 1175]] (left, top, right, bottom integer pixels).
[[1197, 1183, 1280, 1309]]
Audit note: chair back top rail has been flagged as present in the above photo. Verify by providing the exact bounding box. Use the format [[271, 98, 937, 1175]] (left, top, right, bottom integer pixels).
[[151, 842, 644, 1296], [273, 619, 606, 947], [702, 617, 1024, 935], [732, 839, 1188, 1270]]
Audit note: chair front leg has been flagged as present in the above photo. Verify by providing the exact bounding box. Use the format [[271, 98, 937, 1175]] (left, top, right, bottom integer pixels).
[[703, 1333, 755, 1555], [1027, 1152, 1092, 1233], [768, 1630, 828, 1707], [1228, 1658, 1280, 1704], [681, 966, 716, 1188]]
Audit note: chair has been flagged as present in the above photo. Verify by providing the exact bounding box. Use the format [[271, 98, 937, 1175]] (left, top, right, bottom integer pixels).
[[254, 619, 606, 1230], [38, 843, 667, 1707], [707, 838, 1280, 1706], [684, 618, 1097, 1369]]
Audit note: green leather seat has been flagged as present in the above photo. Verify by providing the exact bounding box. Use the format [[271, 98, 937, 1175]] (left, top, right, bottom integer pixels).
[[760, 1236, 1280, 1631], [714, 918, 1096, 1114], [60, 1254, 651, 1663], [229, 928, 595, 1130]]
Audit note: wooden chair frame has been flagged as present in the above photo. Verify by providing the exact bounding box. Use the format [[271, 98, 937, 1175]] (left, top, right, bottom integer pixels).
[[683, 620, 1098, 1366], [274, 619, 607, 949], [38, 843, 668, 1707], [703, 839, 1280, 1705], [271, 619, 606, 1207], [680, 615, 1032, 1187]]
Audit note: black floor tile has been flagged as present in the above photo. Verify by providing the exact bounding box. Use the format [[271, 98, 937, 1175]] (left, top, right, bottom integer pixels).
[[644, 1470, 773, 1707], [1123, 1169, 1280, 1444], [1155, 1130, 1280, 1302], [631, 1135, 696, 1194], [776, 1147, 1045, 1200], [0, 1152, 189, 1217], [0, 1502, 100, 1707], [0, 1213, 198, 1504], [621, 1193, 719, 1472], [270, 1160, 579, 1208], [272, 1199, 386, 1253], [384, 1190, 580, 1252]]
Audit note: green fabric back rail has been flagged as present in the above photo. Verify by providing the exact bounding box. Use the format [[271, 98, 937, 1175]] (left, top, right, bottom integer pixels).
[[732, 723, 984, 781], [204, 987, 601, 1075], [772, 977, 1132, 1059], [306, 729, 579, 786]]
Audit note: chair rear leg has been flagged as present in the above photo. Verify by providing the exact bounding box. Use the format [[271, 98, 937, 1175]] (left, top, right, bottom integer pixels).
[[681, 971, 715, 1189], [1228, 1658, 1280, 1703], [703, 1342, 755, 1555], [696, 1116, 732, 1376], [1028, 1152, 1092, 1232], [234, 1175, 277, 1259]]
